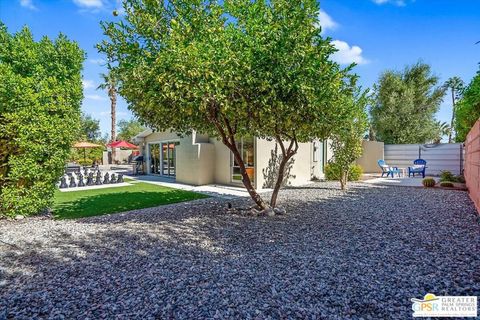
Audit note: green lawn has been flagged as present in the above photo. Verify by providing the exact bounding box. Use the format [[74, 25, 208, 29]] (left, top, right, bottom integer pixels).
[[53, 182, 208, 219]]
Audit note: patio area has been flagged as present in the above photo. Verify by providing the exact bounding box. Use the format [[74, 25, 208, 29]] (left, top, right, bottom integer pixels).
[[1, 182, 479, 319], [362, 174, 427, 187]]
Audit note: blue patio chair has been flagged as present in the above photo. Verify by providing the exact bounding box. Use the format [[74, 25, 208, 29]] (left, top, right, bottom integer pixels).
[[378, 160, 400, 178], [408, 159, 427, 178]]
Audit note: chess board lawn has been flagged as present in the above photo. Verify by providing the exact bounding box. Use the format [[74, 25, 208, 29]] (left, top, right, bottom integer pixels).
[[53, 182, 208, 219]]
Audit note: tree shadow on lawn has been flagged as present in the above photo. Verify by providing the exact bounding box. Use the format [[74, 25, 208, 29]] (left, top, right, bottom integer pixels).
[[2, 184, 479, 318], [53, 189, 208, 219]]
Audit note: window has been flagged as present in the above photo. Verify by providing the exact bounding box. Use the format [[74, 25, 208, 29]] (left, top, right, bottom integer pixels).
[[231, 136, 255, 183]]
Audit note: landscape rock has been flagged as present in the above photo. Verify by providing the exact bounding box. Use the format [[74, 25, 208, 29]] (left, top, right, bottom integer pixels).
[[0, 182, 479, 319]]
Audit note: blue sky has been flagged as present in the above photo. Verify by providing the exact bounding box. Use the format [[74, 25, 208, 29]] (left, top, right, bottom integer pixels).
[[1, 0, 479, 136]]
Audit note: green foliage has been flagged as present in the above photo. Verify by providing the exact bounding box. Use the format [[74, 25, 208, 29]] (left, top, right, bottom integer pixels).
[[454, 69, 480, 142], [348, 164, 363, 181], [79, 113, 102, 142], [325, 163, 363, 182], [99, 0, 357, 207], [117, 119, 146, 142], [439, 171, 465, 183], [329, 88, 369, 189], [0, 25, 84, 217], [370, 62, 445, 144], [439, 170, 455, 182], [422, 178, 436, 188], [439, 181, 454, 188]]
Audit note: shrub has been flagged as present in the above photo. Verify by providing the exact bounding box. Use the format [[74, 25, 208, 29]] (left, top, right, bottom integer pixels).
[[422, 178, 436, 188], [440, 181, 454, 188], [0, 26, 84, 218], [325, 163, 363, 182], [455, 175, 466, 183], [440, 170, 455, 182], [348, 164, 363, 181], [78, 159, 93, 166]]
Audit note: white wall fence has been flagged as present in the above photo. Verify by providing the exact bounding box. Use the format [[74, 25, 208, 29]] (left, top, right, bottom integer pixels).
[[384, 143, 464, 176]]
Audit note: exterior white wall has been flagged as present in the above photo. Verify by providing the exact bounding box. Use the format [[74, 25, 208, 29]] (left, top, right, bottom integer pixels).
[[212, 139, 233, 186], [356, 140, 385, 173], [142, 131, 216, 185], [255, 138, 314, 189]]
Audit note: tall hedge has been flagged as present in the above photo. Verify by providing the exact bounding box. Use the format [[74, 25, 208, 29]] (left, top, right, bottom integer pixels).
[[455, 70, 480, 142], [0, 24, 84, 217]]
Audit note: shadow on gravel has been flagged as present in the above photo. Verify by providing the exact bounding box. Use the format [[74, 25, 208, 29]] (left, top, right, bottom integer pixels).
[[1, 183, 479, 319]]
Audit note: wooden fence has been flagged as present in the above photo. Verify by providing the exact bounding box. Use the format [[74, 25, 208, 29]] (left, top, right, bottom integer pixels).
[[465, 120, 480, 213]]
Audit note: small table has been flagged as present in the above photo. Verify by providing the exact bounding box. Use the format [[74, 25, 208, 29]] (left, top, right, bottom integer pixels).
[[397, 168, 407, 177]]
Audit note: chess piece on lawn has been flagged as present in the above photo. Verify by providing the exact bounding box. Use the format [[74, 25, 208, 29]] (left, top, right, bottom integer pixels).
[[95, 171, 102, 185], [78, 173, 85, 187], [103, 172, 110, 184], [69, 175, 76, 188], [110, 173, 117, 183], [59, 176, 68, 189], [117, 174, 124, 183], [86, 172, 94, 186]]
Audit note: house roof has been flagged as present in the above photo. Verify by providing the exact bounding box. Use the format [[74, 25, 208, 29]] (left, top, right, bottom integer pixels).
[[133, 128, 153, 140]]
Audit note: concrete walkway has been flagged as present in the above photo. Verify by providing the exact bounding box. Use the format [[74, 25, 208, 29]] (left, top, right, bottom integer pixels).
[[362, 174, 430, 187], [125, 174, 272, 199]]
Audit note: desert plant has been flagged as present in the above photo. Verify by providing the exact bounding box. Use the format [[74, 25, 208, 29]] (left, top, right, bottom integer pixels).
[[440, 181, 454, 188], [440, 170, 456, 182], [422, 178, 436, 188]]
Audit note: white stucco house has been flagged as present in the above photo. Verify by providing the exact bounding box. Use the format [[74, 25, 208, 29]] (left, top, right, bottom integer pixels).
[[133, 129, 332, 190]]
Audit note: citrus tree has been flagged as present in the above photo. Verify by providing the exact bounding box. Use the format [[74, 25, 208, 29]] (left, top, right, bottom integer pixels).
[[99, 0, 357, 211], [329, 87, 369, 190], [0, 24, 84, 217]]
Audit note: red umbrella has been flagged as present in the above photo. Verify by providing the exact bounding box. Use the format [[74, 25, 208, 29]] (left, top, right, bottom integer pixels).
[[107, 140, 139, 149]]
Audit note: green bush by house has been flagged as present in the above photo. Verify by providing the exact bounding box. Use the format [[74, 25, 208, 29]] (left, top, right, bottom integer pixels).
[[325, 163, 363, 182], [0, 25, 84, 218]]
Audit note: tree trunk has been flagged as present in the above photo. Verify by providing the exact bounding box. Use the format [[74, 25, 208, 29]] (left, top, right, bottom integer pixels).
[[340, 170, 348, 190], [110, 86, 117, 163], [229, 143, 268, 210], [207, 104, 268, 210], [270, 137, 298, 208], [448, 88, 456, 143]]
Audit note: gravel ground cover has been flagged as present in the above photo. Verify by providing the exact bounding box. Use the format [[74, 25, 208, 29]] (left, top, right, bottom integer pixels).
[[1, 182, 479, 319]]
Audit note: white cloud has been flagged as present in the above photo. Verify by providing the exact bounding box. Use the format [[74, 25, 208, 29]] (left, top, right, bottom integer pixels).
[[82, 79, 95, 89], [372, 0, 409, 6], [85, 94, 107, 101], [19, 0, 37, 10], [331, 40, 369, 65], [73, 0, 104, 8], [318, 10, 338, 33]]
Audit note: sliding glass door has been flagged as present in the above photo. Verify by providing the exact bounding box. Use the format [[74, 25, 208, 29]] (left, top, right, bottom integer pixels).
[[231, 136, 255, 183], [149, 144, 160, 174], [149, 141, 179, 177]]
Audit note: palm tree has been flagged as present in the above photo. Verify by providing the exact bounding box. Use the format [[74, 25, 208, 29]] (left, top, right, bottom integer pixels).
[[433, 121, 451, 144], [443, 77, 464, 143], [98, 71, 118, 162]]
